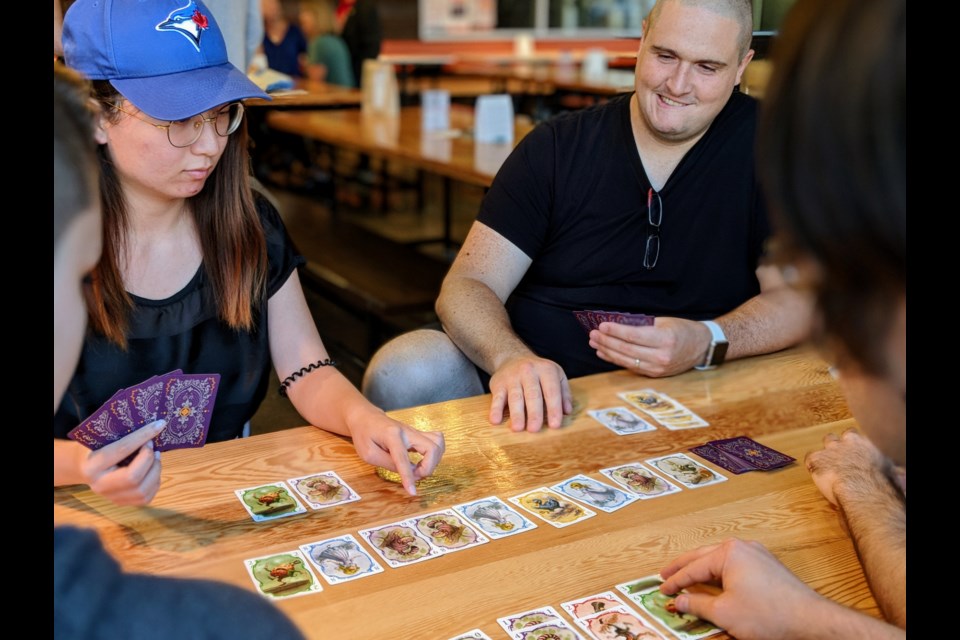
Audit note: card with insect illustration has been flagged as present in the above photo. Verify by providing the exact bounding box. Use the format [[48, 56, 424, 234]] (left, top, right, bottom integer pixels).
[[406, 509, 489, 554], [244, 550, 322, 600], [358, 521, 444, 568], [300, 533, 384, 585], [235, 481, 307, 522], [454, 495, 538, 540]]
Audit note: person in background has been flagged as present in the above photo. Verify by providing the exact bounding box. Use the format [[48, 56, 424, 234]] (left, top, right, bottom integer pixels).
[[336, 0, 381, 88], [53, 63, 305, 640], [262, 0, 307, 77], [54, 0, 443, 504], [301, 0, 355, 86], [363, 0, 810, 431], [657, 0, 906, 637], [206, 0, 264, 72]]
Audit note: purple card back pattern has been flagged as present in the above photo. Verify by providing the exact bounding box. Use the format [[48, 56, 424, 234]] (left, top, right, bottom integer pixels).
[[709, 437, 796, 470], [155, 373, 220, 451]]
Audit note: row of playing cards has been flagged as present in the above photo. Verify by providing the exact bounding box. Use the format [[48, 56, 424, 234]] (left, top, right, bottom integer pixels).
[[67, 369, 220, 452], [573, 310, 655, 333], [690, 436, 795, 474], [562, 590, 667, 640], [236, 471, 361, 522], [619, 389, 709, 429]]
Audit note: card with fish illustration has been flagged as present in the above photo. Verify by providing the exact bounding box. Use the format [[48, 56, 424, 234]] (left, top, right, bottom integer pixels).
[[447, 630, 493, 640], [561, 591, 632, 620], [599, 463, 682, 499], [497, 606, 565, 638], [244, 550, 322, 600], [617, 390, 709, 429], [287, 471, 361, 509], [576, 609, 667, 640], [587, 406, 657, 435], [405, 509, 488, 553], [235, 482, 307, 522], [453, 495, 538, 539], [508, 488, 596, 528], [644, 454, 727, 490], [357, 521, 444, 568], [551, 474, 639, 513], [300, 534, 384, 585], [616, 576, 722, 640]]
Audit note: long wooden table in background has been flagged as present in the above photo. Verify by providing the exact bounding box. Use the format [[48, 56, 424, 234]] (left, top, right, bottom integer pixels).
[[53, 347, 878, 639]]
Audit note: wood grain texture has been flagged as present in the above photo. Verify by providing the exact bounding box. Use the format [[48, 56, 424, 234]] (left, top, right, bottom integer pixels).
[[246, 80, 363, 109], [55, 347, 880, 639], [266, 106, 535, 187]]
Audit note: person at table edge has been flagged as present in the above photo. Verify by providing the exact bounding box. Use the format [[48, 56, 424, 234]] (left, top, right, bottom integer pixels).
[[362, 0, 811, 432]]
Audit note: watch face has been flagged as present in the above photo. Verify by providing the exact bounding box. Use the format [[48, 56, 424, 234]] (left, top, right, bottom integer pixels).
[[711, 341, 729, 366]]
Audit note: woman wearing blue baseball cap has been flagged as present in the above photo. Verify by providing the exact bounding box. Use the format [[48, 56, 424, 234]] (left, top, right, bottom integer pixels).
[[53, 0, 445, 505]]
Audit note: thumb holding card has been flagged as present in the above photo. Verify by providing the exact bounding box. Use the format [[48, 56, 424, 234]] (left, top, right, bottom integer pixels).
[[80, 420, 167, 507]]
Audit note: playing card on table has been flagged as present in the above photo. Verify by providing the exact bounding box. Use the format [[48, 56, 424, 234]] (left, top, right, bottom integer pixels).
[[709, 436, 796, 470], [155, 373, 219, 451], [645, 454, 727, 490], [577, 609, 667, 640], [560, 591, 631, 620], [244, 550, 322, 600], [300, 533, 384, 585], [689, 444, 756, 474], [509, 488, 597, 528], [358, 521, 444, 568], [447, 631, 493, 640], [551, 474, 639, 513], [287, 471, 361, 509], [616, 576, 722, 640], [618, 390, 709, 429], [454, 496, 538, 539], [405, 509, 488, 553], [599, 462, 682, 499], [587, 406, 656, 435], [235, 482, 307, 522], [517, 620, 584, 640], [497, 606, 565, 638]]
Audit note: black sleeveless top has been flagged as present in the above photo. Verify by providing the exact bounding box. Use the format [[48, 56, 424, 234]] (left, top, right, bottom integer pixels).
[[53, 196, 305, 443]]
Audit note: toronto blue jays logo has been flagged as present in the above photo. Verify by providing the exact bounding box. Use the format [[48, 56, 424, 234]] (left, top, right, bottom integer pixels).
[[155, 1, 210, 51]]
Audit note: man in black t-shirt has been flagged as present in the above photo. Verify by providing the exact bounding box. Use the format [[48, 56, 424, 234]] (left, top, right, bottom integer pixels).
[[363, 0, 811, 431]]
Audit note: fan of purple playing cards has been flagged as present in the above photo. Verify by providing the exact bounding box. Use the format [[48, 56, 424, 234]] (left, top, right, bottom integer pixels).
[[573, 310, 655, 333], [67, 370, 220, 453]]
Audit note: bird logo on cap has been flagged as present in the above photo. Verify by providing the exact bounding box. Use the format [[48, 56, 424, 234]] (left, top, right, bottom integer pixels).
[[156, 1, 210, 52]]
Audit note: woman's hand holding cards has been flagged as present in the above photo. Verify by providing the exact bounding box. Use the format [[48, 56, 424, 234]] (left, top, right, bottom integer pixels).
[[71, 419, 167, 506]]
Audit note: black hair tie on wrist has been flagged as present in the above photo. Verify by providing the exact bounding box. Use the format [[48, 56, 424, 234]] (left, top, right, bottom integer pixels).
[[278, 358, 338, 397]]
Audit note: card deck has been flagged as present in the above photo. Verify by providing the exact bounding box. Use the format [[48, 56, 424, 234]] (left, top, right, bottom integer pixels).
[[551, 475, 639, 513], [235, 482, 307, 522], [689, 444, 756, 475], [287, 471, 361, 509], [709, 436, 795, 470], [357, 522, 444, 568], [454, 496, 538, 539], [618, 390, 709, 430], [244, 550, 322, 600], [573, 310, 655, 333], [644, 454, 727, 489], [406, 509, 489, 553], [616, 576, 721, 640], [587, 407, 656, 435], [599, 463, 682, 499], [509, 488, 597, 528], [300, 534, 384, 584]]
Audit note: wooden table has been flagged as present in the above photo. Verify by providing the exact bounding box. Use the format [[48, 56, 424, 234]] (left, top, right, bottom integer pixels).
[[267, 105, 534, 247], [54, 347, 877, 639], [245, 80, 363, 110]]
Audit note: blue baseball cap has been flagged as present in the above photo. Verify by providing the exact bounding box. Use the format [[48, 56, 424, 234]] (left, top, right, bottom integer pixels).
[[63, 0, 270, 120]]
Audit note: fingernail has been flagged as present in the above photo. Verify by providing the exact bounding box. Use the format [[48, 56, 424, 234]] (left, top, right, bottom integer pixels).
[[675, 594, 688, 612], [146, 440, 154, 451], [153, 419, 167, 432], [154, 450, 161, 460]]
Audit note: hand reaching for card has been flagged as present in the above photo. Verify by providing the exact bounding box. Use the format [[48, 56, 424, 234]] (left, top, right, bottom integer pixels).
[[488, 355, 573, 432], [70, 419, 166, 506], [658, 538, 831, 640], [589, 317, 711, 377], [349, 413, 445, 497]]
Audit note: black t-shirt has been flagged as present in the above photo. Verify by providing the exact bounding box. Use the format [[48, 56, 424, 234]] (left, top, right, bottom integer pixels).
[[476, 92, 769, 379], [53, 196, 305, 443]]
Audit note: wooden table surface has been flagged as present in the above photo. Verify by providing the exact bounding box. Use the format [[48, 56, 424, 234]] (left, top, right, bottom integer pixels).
[[54, 347, 877, 639], [266, 105, 534, 188], [246, 80, 363, 109]]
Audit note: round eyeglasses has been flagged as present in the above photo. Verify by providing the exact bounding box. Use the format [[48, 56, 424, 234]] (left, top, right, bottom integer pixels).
[[113, 102, 245, 148]]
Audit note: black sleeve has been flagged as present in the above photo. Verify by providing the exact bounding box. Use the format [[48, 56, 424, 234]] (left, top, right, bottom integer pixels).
[[475, 121, 557, 259], [354, 1, 382, 61], [256, 195, 307, 298]]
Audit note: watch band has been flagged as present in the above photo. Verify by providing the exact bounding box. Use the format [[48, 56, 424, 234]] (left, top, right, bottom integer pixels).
[[695, 320, 728, 370]]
